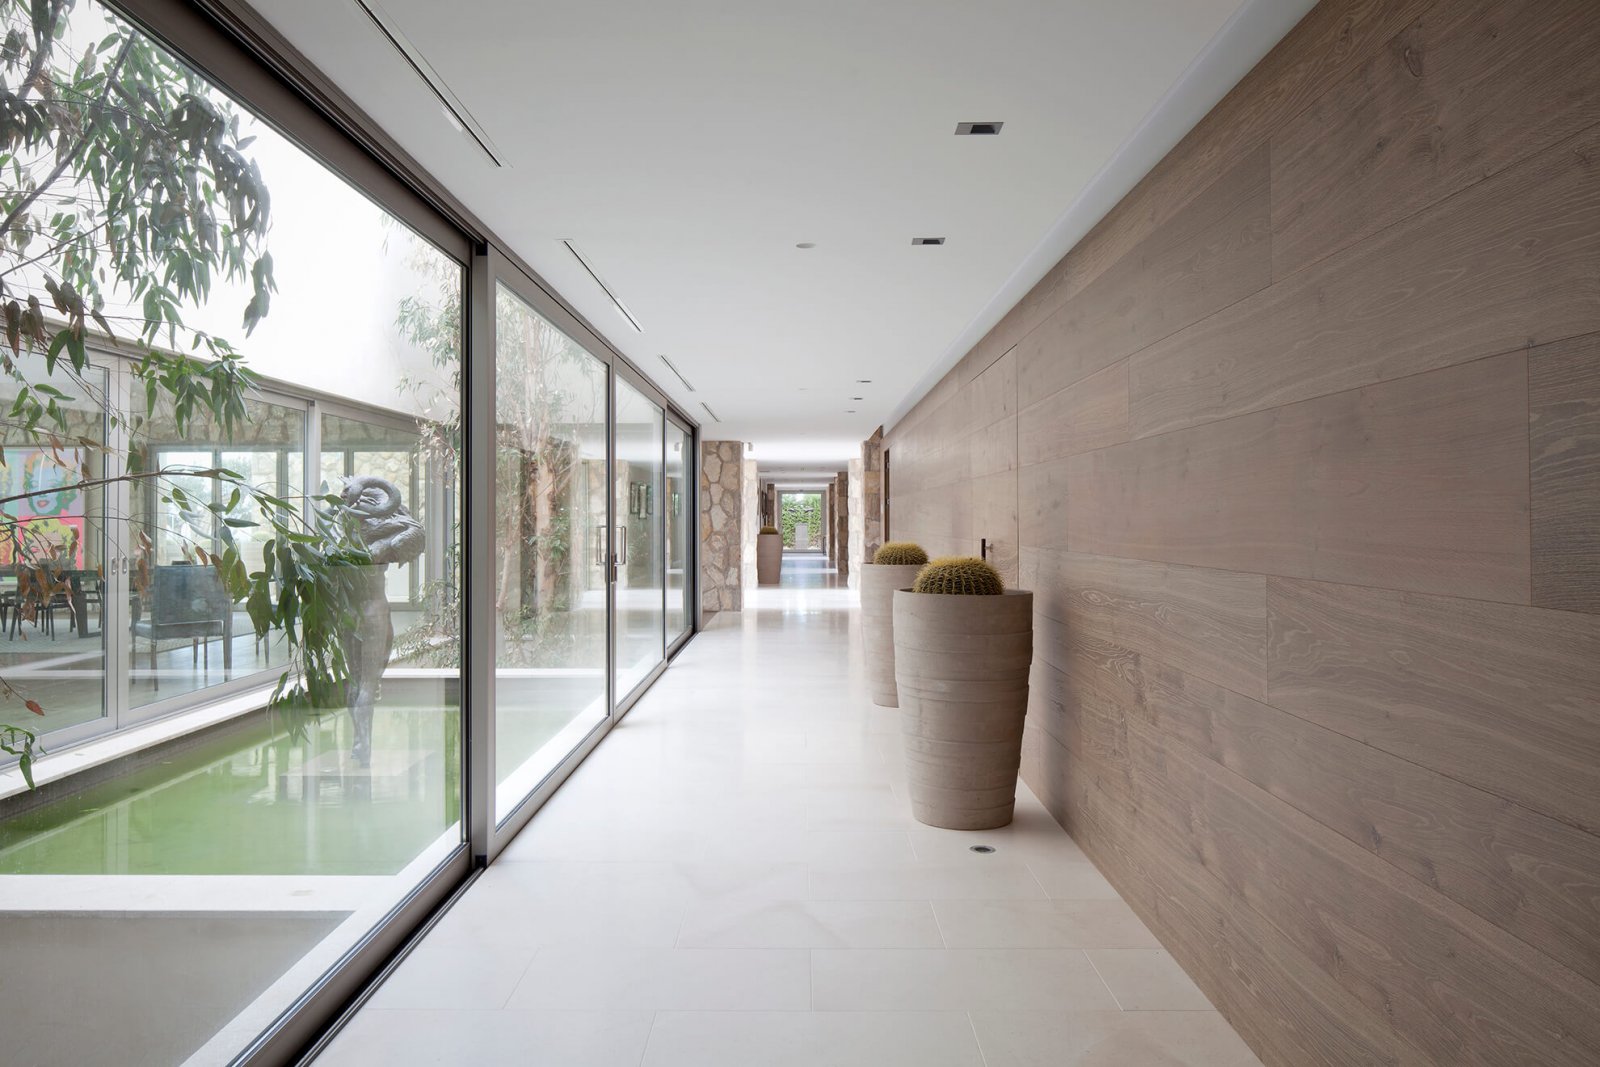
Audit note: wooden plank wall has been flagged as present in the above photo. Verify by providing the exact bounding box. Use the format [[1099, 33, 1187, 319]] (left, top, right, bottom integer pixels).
[[884, 2, 1600, 1064]]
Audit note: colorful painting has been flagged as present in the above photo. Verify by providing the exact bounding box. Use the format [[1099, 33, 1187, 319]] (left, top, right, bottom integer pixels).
[[0, 447, 87, 568]]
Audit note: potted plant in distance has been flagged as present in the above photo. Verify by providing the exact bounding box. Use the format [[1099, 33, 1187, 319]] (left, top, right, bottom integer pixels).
[[756, 525, 783, 585], [892, 557, 1033, 829], [860, 542, 929, 706]]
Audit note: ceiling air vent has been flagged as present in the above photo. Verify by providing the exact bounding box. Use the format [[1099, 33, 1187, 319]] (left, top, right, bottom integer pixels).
[[700, 401, 722, 422], [353, 0, 503, 166], [955, 121, 1003, 135], [911, 237, 946, 246], [659, 355, 696, 393]]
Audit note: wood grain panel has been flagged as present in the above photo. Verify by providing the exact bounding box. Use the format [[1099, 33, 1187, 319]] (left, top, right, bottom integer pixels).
[[1141, 661, 1600, 988], [970, 469, 1018, 586], [967, 348, 1016, 430], [1017, 358, 1129, 466], [886, 5, 1600, 1064], [1014, 146, 1272, 403], [1126, 723, 1600, 1067], [1272, 0, 1600, 278], [893, 490, 970, 551], [994, 0, 1436, 357], [1131, 123, 1600, 439], [1023, 727, 1437, 1067], [969, 417, 1016, 478], [1267, 577, 1600, 835], [1024, 548, 1266, 699], [1073, 353, 1531, 602], [1531, 332, 1600, 612], [1016, 457, 1070, 552]]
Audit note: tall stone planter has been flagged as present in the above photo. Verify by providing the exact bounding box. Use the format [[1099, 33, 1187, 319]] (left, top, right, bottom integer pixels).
[[756, 532, 783, 585], [859, 563, 926, 707], [892, 589, 1034, 830]]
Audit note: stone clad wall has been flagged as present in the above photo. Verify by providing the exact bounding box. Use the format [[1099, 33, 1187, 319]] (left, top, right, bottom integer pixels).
[[861, 427, 884, 561], [698, 440, 744, 614], [847, 458, 864, 590], [832, 470, 849, 582]]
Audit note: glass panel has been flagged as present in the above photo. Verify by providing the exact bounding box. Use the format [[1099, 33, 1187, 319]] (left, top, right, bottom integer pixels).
[[614, 378, 665, 696], [665, 422, 691, 645], [127, 394, 305, 707], [319, 413, 426, 606], [493, 283, 609, 822], [0, 2, 464, 1063], [0, 355, 108, 737]]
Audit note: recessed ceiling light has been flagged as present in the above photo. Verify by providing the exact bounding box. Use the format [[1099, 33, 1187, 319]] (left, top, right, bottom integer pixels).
[[911, 237, 945, 246], [851, 397, 863, 401], [795, 242, 816, 249], [856, 379, 872, 384], [955, 121, 1004, 136]]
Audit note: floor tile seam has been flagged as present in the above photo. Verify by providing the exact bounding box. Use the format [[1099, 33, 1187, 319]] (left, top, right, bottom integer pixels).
[[966, 1009, 993, 1067], [636, 1010, 661, 1067], [928, 900, 950, 949], [1081, 948, 1125, 1011], [496, 946, 544, 1010]]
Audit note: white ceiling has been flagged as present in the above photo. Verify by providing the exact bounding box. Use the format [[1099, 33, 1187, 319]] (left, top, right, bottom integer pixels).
[[250, 0, 1311, 470]]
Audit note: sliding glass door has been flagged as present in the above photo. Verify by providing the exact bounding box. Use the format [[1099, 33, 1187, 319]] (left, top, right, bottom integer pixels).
[[0, 355, 111, 744], [665, 419, 692, 649], [490, 282, 611, 824], [613, 372, 666, 702]]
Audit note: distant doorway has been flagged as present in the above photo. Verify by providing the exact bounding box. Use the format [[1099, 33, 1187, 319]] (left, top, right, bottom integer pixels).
[[779, 492, 824, 551]]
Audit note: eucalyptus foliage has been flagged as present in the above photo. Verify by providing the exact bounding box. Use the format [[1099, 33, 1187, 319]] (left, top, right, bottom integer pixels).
[[0, 0, 369, 780]]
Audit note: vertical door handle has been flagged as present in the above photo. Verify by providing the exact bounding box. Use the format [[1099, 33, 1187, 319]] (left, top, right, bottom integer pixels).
[[616, 525, 627, 566]]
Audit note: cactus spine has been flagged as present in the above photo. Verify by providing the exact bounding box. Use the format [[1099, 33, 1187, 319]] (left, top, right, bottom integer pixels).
[[873, 541, 928, 566], [912, 556, 1005, 595]]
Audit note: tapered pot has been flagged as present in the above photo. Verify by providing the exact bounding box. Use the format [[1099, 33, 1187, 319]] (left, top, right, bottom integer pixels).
[[756, 533, 783, 585], [860, 563, 927, 706], [892, 589, 1033, 830]]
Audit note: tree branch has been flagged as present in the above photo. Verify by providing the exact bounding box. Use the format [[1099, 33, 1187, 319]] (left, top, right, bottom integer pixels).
[[0, 35, 136, 240]]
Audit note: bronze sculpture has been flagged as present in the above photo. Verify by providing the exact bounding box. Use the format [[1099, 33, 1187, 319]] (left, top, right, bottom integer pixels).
[[339, 475, 425, 766]]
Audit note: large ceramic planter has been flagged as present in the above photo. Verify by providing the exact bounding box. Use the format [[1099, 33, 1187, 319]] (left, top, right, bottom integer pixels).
[[756, 532, 783, 585], [860, 563, 926, 706], [892, 589, 1034, 830]]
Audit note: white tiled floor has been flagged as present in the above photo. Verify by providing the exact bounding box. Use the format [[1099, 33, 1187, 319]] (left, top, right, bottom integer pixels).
[[319, 556, 1262, 1066]]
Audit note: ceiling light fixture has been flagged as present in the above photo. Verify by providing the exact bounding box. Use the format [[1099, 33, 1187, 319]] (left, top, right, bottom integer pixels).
[[563, 240, 643, 333], [700, 401, 722, 422], [911, 237, 945, 246], [795, 242, 816, 249], [658, 355, 696, 392], [955, 121, 1004, 136], [353, 0, 503, 166]]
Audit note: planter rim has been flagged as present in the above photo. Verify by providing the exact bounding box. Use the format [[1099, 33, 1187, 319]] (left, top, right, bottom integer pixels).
[[893, 587, 1033, 596]]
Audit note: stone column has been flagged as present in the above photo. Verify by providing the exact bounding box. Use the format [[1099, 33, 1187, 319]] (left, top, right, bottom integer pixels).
[[825, 483, 838, 563], [834, 470, 849, 582], [862, 427, 885, 561], [848, 457, 864, 590], [699, 440, 745, 616]]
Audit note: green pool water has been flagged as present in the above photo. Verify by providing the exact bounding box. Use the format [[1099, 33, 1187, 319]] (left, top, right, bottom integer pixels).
[[0, 685, 597, 876]]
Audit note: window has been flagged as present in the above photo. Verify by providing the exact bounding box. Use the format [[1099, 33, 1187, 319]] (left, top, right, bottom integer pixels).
[[0, 2, 463, 1062]]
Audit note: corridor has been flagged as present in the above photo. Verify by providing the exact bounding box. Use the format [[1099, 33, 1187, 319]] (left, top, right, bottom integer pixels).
[[320, 555, 1261, 1066]]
